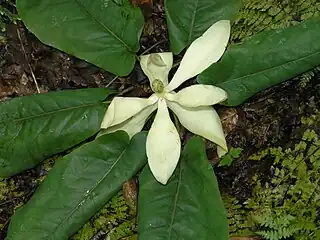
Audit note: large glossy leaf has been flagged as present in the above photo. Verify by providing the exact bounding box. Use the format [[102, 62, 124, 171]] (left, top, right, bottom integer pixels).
[[138, 136, 228, 240], [17, 0, 144, 76], [7, 131, 148, 240], [165, 0, 241, 54], [0, 88, 111, 177], [198, 17, 320, 106]]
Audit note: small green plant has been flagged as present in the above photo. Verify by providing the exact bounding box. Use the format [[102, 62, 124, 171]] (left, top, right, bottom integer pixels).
[[219, 147, 243, 167], [249, 129, 320, 239], [72, 192, 136, 240], [222, 195, 254, 237], [0, 0, 320, 239], [226, 119, 320, 239], [296, 66, 320, 88]]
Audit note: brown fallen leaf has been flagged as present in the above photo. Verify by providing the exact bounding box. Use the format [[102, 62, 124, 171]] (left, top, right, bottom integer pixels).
[[130, 0, 153, 18], [220, 108, 239, 135], [130, 0, 153, 7], [122, 178, 138, 213]]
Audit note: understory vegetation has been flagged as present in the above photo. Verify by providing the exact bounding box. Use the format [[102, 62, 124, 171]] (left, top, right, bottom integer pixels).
[[226, 111, 320, 240]]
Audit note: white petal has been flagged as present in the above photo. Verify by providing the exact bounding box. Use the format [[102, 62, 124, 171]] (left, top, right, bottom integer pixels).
[[101, 95, 158, 128], [165, 84, 228, 107], [166, 20, 231, 91], [100, 103, 157, 138], [140, 52, 173, 87], [167, 101, 228, 155], [147, 98, 181, 184]]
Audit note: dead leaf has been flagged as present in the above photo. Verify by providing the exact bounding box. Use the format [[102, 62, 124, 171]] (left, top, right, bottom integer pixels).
[[130, 0, 153, 7], [130, 0, 153, 18], [220, 108, 239, 135], [122, 178, 138, 212]]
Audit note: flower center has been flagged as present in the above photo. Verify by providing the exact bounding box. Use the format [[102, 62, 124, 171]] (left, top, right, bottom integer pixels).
[[152, 79, 164, 93]]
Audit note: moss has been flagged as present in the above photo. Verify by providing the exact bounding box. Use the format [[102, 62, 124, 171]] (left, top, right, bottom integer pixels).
[[0, 178, 24, 232], [0, 178, 25, 202], [0, 179, 14, 201], [231, 0, 320, 42], [36, 157, 56, 184], [226, 112, 320, 239], [301, 110, 320, 126], [72, 192, 136, 240], [0, 0, 19, 32]]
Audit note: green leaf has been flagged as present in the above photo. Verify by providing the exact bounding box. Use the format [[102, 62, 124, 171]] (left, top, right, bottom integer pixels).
[[16, 0, 144, 76], [198, 17, 320, 106], [165, 0, 241, 54], [0, 88, 111, 177], [6, 131, 148, 240], [218, 155, 233, 167], [218, 147, 243, 167], [138, 136, 228, 240], [229, 147, 243, 158]]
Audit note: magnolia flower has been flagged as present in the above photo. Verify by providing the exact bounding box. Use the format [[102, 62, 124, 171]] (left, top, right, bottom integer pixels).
[[101, 20, 231, 184]]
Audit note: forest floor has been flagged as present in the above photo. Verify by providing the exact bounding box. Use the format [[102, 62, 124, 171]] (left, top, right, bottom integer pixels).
[[0, 1, 319, 239]]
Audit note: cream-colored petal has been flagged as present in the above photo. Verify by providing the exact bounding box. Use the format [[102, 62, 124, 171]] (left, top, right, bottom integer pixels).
[[99, 103, 157, 138], [165, 84, 228, 107], [140, 52, 173, 88], [166, 20, 231, 91], [167, 101, 228, 154], [101, 95, 158, 129], [146, 98, 181, 184]]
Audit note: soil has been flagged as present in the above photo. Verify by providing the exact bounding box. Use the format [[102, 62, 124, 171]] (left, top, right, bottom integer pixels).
[[215, 72, 320, 200], [0, 1, 320, 239]]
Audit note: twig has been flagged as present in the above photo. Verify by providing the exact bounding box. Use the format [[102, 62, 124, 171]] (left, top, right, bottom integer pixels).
[[138, 39, 166, 57], [105, 75, 119, 88], [118, 86, 134, 96], [16, 28, 40, 93], [172, 60, 181, 69]]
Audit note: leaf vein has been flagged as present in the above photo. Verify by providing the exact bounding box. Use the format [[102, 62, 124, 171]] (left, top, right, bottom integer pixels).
[[51, 148, 127, 238], [168, 162, 183, 239], [1, 102, 103, 124], [221, 51, 320, 86], [187, 0, 199, 45], [73, 0, 133, 51]]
